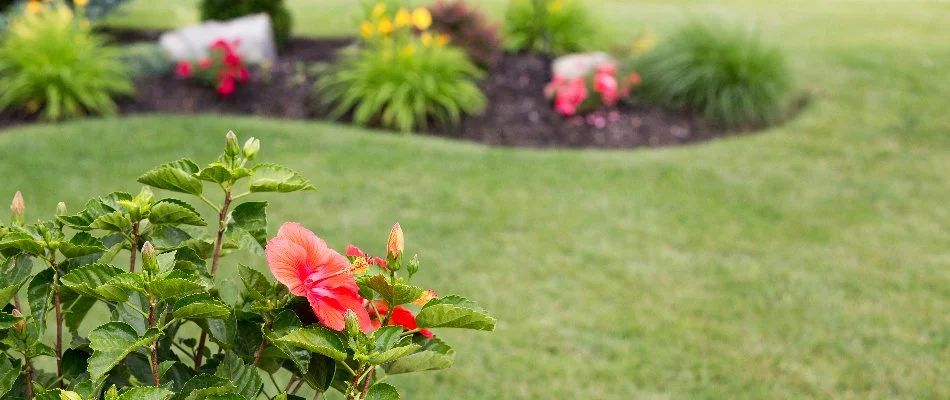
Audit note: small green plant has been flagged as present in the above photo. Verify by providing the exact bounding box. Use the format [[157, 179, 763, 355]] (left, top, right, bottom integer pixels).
[[119, 42, 172, 79], [503, 0, 600, 55], [199, 0, 293, 48], [318, 2, 486, 133], [428, 0, 503, 70], [632, 21, 793, 127], [0, 1, 132, 121]]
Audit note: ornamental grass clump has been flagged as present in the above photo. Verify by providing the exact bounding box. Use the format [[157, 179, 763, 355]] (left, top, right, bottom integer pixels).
[[0, 131, 494, 399], [632, 21, 794, 127], [0, 0, 132, 121], [316, 2, 486, 133]]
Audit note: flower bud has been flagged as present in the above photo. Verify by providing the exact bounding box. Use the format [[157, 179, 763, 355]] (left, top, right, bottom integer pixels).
[[141, 241, 158, 276], [10, 191, 24, 225], [406, 254, 419, 277], [344, 309, 362, 338], [11, 309, 25, 334], [386, 222, 404, 260], [243, 137, 260, 160], [225, 130, 240, 158], [135, 186, 154, 206], [55, 202, 68, 217]]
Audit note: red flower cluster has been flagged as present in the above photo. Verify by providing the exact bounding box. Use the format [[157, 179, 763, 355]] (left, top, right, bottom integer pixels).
[[544, 63, 641, 117], [175, 38, 250, 97]]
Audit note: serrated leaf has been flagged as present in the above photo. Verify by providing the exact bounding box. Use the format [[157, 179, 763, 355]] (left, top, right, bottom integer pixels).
[[416, 295, 496, 331], [138, 159, 203, 195], [173, 374, 234, 400], [57, 198, 115, 230], [385, 337, 455, 374], [173, 293, 230, 320], [59, 232, 107, 259], [274, 326, 346, 361], [301, 354, 334, 392], [248, 164, 315, 193], [0, 356, 19, 397], [91, 211, 132, 232], [28, 268, 55, 337], [226, 202, 267, 255], [0, 312, 22, 329], [61, 263, 128, 302], [238, 264, 270, 301], [146, 225, 195, 250], [365, 383, 400, 400], [215, 355, 261, 400], [148, 278, 205, 301], [197, 164, 232, 184], [87, 322, 162, 380], [0, 232, 44, 255], [372, 343, 421, 365], [367, 275, 424, 307], [118, 386, 175, 400], [149, 200, 207, 226]]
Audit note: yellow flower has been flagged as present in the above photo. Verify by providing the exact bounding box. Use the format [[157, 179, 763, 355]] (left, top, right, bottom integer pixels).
[[420, 32, 433, 47], [632, 30, 658, 56], [74, 0, 89, 6], [372, 3, 386, 19], [400, 44, 416, 58], [378, 17, 393, 35], [436, 34, 451, 46], [25, 1, 43, 14], [548, 0, 564, 13], [360, 21, 375, 38], [394, 8, 411, 28], [411, 7, 432, 31]]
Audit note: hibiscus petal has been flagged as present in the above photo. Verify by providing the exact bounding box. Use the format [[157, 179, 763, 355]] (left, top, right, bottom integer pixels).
[[308, 293, 346, 331], [265, 237, 309, 296], [277, 222, 332, 270]]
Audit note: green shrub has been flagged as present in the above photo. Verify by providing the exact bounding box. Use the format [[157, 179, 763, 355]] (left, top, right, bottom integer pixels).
[[199, 0, 292, 47], [119, 42, 172, 79], [632, 21, 793, 127], [503, 0, 599, 55], [317, 36, 486, 133], [0, 3, 132, 121]]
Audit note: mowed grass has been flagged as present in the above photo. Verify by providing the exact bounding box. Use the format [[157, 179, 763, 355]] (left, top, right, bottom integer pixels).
[[1, 0, 949, 398]]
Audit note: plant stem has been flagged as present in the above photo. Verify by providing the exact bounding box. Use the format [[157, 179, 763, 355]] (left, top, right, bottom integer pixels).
[[291, 378, 305, 395], [129, 221, 139, 272], [148, 295, 160, 386], [284, 372, 298, 392], [50, 256, 64, 389], [22, 353, 33, 399], [194, 189, 233, 369], [360, 368, 374, 399], [252, 338, 267, 366]]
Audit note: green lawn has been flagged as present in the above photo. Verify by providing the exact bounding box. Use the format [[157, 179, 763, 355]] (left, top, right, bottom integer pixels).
[[3, 0, 950, 398]]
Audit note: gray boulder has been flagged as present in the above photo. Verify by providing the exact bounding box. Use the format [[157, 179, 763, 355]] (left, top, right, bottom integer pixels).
[[159, 13, 277, 64]]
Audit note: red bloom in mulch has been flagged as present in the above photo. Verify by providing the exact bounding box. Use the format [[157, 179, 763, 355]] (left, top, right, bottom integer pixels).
[[266, 222, 373, 332], [368, 300, 433, 339], [237, 67, 250, 84], [175, 61, 192, 78], [345, 244, 388, 270], [217, 77, 235, 97]]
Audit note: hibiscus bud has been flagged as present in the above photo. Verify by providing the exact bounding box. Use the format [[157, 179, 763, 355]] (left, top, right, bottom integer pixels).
[[225, 130, 240, 158], [55, 202, 67, 217], [141, 241, 158, 276], [344, 309, 362, 338], [135, 186, 154, 207], [11, 309, 24, 334], [386, 222, 404, 261], [10, 191, 24, 226], [243, 137, 260, 160], [406, 254, 419, 277]]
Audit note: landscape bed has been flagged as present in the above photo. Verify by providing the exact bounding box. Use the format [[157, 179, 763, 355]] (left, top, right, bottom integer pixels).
[[0, 28, 748, 149]]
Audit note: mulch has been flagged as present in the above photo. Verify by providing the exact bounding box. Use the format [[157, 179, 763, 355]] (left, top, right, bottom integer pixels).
[[0, 28, 739, 149]]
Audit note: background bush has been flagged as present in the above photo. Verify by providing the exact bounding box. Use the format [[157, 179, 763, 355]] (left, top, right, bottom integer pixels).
[[428, 0, 502, 70], [631, 21, 793, 127], [0, 4, 132, 121], [119, 42, 172, 79], [199, 0, 292, 47], [316, 43, 486, 133], [503, 0, 600, 55]]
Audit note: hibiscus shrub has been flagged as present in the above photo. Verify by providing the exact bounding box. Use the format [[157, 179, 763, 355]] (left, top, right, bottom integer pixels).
[[175, 38, 251, 97], [544, 62, 641, 117], [0, 131, 494, 399]]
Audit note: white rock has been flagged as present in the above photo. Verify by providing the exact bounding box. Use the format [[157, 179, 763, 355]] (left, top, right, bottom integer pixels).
[[159, 13, 277, 64], [552, 52, 613, 79]]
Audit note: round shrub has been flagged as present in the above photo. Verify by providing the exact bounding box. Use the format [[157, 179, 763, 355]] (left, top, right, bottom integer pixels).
[[633, 21, 793, 127], [503, 0, 600, 55], [428, 0, 502, 70], [0, 3, 132, 121], [199, 0, 292, 48]]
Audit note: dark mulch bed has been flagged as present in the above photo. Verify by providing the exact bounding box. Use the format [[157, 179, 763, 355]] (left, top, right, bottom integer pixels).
[[1, 29, 742, 149]]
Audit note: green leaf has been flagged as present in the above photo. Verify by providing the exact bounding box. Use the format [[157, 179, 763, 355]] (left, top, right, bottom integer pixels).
[[174, 374, 234, 400], [365, 383, 400, 400], [367, 275, 424, 307], [238, 264, 270, 301], [0, 357, 19, 397], [416, 295, 496, 331], [149, 200, 207, 226], [147, 278, 205, 301], [0, 256, 30, 305], [248, 163, 315, 193], [28, 268, 55, 337], [226, 202, 267, 255], [138, 159, 203, 195], [118, 386, 175, 400], [0, 232, 44, 255], [0, 312, 23, 329], [173, 293, 231, 320], [61, 263, 129, 302], [273, 326, 346, 361], [146, 225, 195, 249], [59, 232, 107, 259], [214, 355, 262, 400], [90, 211, 133, 232], [57, 198, 115, 230], [373, 343, 421, 365], [301, 354, 335, 392], [197, 164, 232, 184], [385, 337, 455, 374], [87, 322, 162, 380]]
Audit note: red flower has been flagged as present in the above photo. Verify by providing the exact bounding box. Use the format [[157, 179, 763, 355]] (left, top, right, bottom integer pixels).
[[199, 58, 213, 69], [224, 51, 242, 67], [553, 78, 587, 116], [216, 77, 235, 97], [238, 67, 250, 84], [210, 38, 233, 53], [266, 223, 373, 332], [345, 244, 388, 270], [594, 72, 619, 106], [595, 63, 617, 77], [368, 300, 433, 339], [175, 61, 192, 78]]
